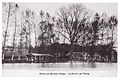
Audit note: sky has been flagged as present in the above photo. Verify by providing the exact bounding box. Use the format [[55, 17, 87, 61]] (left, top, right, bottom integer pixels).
[[18, 3, 118, 17]]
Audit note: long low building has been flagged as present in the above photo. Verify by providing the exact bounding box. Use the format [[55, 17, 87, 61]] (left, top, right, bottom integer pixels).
[[31, 53, 53, 57]]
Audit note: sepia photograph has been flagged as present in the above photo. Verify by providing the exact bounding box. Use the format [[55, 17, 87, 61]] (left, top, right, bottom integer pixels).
[[2, 2, 118, 77]]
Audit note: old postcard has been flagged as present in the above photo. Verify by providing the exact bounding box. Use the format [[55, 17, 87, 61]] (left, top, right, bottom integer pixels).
[[1, 0, 119, 80]]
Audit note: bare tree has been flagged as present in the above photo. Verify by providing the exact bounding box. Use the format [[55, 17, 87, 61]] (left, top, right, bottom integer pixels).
[[31, 11, 37, 47], [38, 11, 55, 45], [11, 4, 19, 61], [21, 9, 33, 53], [38, 10, 44, 44], [99, 13, 109, 45], [18, 13, 24, 60], [25, 9, 32, 53], [2, 3, 11, 60], [56, 4, 91, 63], [2, 3, 19, 61], [108, 16, 117, 61], [91, 13, 100, 46]]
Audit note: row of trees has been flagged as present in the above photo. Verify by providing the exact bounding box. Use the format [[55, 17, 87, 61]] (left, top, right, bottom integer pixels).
[[53, 4, 117, 63], [2, 3, 117, 63]]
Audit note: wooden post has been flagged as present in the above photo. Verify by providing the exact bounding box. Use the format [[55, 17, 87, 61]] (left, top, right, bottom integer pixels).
[[2, 54, 4, 60], [2, 53, 4, 64], [18, 55, 21, 60], [11, 53, 14, 61]]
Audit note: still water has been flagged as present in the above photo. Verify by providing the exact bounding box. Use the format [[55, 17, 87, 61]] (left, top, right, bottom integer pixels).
[[2, 63, 117, 77]]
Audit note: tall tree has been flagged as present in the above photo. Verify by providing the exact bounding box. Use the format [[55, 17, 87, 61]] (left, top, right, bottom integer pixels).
[[108, 16, 117, 46], [38, 11, 55, 45], [91, 13, 100, 46], [108, 16, 117, 61], [2, 3, 19, 60], [12, 4, 19, 61], [2, 3, 11, 60], [23, 9, 33, 53], [39, 10, 44, 44], [56, 4, 91, 63], [99, 13, 109, 45], [31, 11, 37, 47]]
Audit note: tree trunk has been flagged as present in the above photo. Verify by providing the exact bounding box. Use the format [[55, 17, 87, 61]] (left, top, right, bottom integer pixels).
[[18, 55, 21, 60], [34, 24, 37, 47], [111, 26, 114, 62], [3, 3, 11, 60], [69, 42, 74, 64], [2, 53, 4, 63], [28, 22, 31, 53], [11, 53, 14, 61], [12, 12, 17, 61]]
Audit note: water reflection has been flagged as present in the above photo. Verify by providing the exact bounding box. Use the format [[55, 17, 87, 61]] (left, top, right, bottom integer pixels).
[[88, 63, 96, 68], [41, 63, 45, 67], [2, 63, 116, 71]]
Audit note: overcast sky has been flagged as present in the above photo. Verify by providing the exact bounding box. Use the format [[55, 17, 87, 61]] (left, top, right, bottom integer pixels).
[[18, 3, 117, 17]]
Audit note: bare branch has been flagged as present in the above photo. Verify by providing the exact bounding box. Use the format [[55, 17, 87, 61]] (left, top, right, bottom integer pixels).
[[54, 30, 70, 42]]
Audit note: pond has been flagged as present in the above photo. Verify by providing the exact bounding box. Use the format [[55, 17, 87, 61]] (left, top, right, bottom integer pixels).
[[2, 62, 117, 77]]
